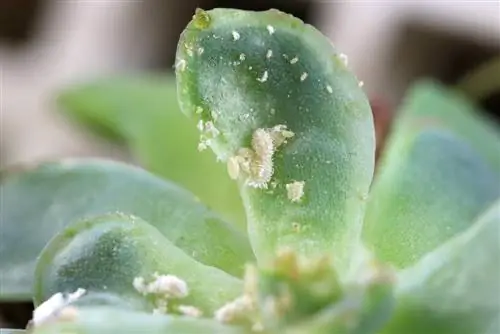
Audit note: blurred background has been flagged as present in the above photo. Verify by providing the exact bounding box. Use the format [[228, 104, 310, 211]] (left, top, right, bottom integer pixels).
[[0, 0, 499, 327], [1, 0, 499, 169]]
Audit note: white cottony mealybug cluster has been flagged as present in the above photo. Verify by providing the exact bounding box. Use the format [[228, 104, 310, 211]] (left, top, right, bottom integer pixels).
[[133, 273, 202, 317], [227, 124, 294, 189], [31, 288, 86, 327]]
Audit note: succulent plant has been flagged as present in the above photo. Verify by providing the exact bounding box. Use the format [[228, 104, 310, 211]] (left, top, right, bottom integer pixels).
[[1, 8, 499, 334]]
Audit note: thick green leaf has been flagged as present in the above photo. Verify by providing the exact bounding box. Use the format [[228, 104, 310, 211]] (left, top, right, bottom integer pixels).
[[57, 74, 246, 228], [176, 8, 374, 273], [485, 314, 500, 334], [363, 124, 500, 268], [30, 306, 248, 334], [0, 330, 25, 334], [397, 80, 500, 174], [382, 199, 500, 334], [0, 159, 253, 300], [455, 56, 500, 103], [34, 213, 242, 314]]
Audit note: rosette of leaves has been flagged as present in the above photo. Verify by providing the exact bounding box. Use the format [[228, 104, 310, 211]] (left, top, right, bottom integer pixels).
[[1, 8, 499, 334]]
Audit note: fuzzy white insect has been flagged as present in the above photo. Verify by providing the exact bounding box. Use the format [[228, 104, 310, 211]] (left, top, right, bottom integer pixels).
[[32, 288, 87, 326], [326, 84, 333, 94], [239, 53, 246, 61], [232, 31, 240, 41], [228, 125, 294, 189], [178, 305, 203, 317], [134, 274, 189, 299], [358, 81, 365, 87], [266, 25, 275, 35], [266, 49, 273, 59], [227, 156, 241, 180], [252, 128, 274, 159], [147, 274, 189, 298], [300, 72, 308, 82], [214, 295, 253, 323], [290, 57, 299, 64]]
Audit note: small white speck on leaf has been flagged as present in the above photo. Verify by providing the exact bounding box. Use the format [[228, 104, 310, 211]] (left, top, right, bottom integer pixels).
[[300, 72, 308, 81], [290, 57, 299, 64], [204, 121, 220, 137], [266, 49, 273, 58], [198, 142, 208, 151], [286, 181, 305, 202], [239, 53, 246, 61], [269, 124, 294, 146], [179, 305, 203, 317], [267, 25, 275, 34], [195, 106, 203, 114], [214, 295, 253, 323], [197, 120, 204, 131], [339, 53, 348, 66], [358, 81, 364, 87], [184, 43, 194, 57], [175, 58, 186, 72], [227, 156, 241, 180], [257, 71, 269, 83], [326, 85, 333, 94], [232, 31, 240, 41], [133, 277, 147, 294]]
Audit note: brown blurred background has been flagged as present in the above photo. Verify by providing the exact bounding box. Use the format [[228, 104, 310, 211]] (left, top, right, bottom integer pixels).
[[1, 0, 499, 170]]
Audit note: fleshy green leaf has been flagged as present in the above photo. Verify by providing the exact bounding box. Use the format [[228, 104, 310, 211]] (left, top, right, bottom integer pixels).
[[0, 330, 25, 334], [252, 251, 395, 334], [30, 306, 248, 334], [396, 80, 500, 174], [455, 56, 500, 103], [34, 213, 242, 314], [363, 124, 500, 268], [57, 74, 246, 228], [382, 199, 500, 334], [0, 159, 253, 300], [176, 8, 374, 273], [485, 314, 500, 334]]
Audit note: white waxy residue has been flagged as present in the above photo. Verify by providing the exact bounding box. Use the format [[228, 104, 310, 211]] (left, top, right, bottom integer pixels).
[[257, 71, 269, 83]]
